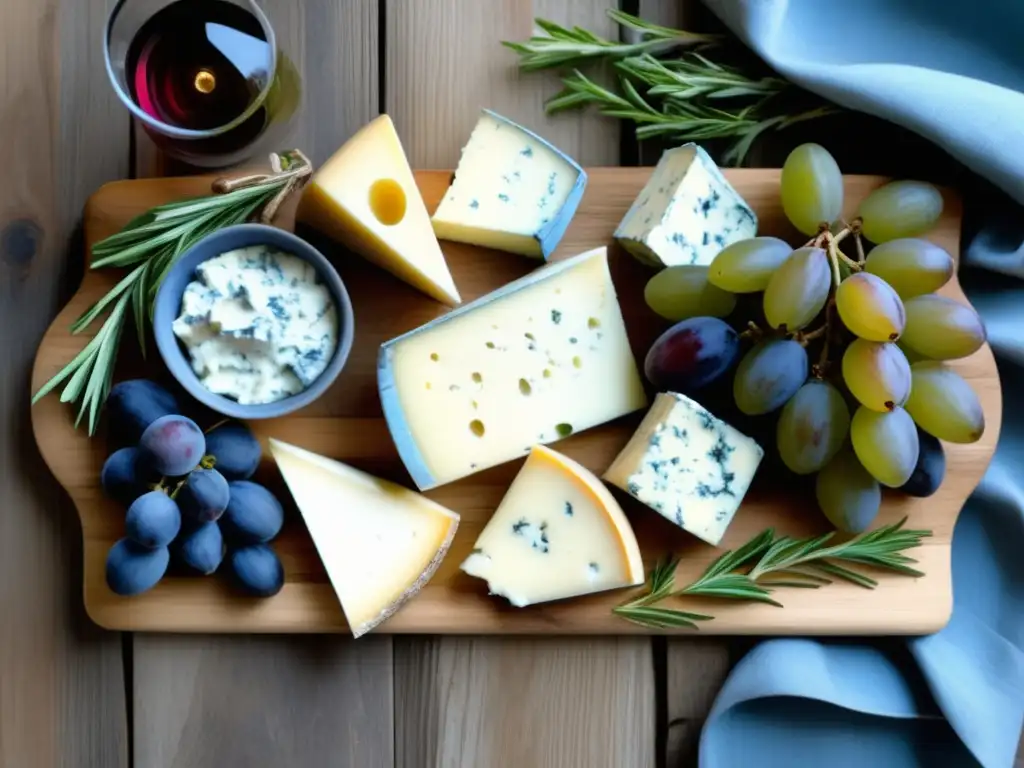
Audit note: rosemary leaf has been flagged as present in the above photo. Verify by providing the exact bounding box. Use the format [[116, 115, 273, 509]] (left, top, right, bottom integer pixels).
[[612, 519, 933, 630]]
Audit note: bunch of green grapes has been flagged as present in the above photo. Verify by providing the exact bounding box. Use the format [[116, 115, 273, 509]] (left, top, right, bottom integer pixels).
[[642, 143, 987, 534]]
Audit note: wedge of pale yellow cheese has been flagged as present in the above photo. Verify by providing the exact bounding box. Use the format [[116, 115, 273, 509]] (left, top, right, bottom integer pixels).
[[268, 438, 459, 637], [460, 445, 644, 607], [296, 114, 461, 306]]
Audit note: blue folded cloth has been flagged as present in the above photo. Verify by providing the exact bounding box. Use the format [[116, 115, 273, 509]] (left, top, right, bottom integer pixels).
[[698, 1, 1024, 765]]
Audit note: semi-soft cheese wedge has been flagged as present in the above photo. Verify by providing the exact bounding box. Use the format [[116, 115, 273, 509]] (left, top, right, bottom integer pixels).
[[603, 392, 764, 546], [268, 439, 459, 638], [296, 114, 461, 305], [460, 445, 644, 606], [614, 144, 757, 269], [378, 246, 648, 491], [431, 109, 587, 260]]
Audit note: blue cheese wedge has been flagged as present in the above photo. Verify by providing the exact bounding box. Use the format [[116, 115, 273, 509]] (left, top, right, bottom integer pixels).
[[460, 445, 644, 607], [172, 246, 338, 405], [603, 392, 764, 546], [378, 246, 647, 491], [430, 109, 587, 260], [614, 144, 757, 268]]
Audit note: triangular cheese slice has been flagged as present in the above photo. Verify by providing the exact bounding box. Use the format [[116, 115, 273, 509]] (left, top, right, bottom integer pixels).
[[460, 445, 644, 607], [296, 114, 461, 306], [268, 438, 459, 637]]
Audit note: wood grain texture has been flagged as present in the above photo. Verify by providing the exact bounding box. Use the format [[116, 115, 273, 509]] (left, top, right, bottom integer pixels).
[[664, 640, 735, 767], [133, 635, 394, 768], [394, 636, 655, 767], [384, 0, 619, 169], [31, 169, 998, 635], [1, 0, 129, 766], [127, 4, 391, 767]]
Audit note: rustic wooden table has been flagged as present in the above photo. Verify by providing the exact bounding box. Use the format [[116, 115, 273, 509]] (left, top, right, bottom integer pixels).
[[4, 1, 1020, 766]]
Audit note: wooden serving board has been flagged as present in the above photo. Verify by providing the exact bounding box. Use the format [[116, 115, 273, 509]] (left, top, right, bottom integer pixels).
[[31, 169, 1000, 636]]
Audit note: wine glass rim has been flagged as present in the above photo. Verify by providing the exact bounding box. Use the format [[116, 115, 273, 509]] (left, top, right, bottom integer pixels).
[[104, 0, 278, 139]]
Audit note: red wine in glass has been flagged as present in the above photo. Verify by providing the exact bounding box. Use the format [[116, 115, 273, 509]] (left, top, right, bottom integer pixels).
[[106, 0, 300, 168]]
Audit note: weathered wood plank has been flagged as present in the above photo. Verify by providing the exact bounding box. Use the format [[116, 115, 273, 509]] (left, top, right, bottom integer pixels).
[[664, 640, 734, 767], [386, 1, 652, 765], [130, 3, 393, 766], [2, 0, 130, 766]]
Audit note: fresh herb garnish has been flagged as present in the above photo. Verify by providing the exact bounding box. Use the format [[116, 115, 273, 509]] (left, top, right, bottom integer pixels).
[[31, 150, 312, 435], [504, 10, 841, 164], [613, 518, 932, 629]]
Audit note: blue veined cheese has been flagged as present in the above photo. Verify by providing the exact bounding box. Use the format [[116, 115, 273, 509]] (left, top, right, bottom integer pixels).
[[430, 109, 587, 261], [460, 445, 644, 607], [614, 144, 757, 268], [378, 246, 648, 491], [172, 245, 339, 405], [603, 392, 764, 546]]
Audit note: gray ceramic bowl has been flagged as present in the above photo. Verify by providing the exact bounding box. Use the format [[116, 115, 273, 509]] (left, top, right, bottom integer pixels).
[[153, 223, 354, 419]]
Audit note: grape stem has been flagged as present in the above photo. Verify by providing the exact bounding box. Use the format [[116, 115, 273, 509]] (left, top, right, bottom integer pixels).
[[854, 233, 866, 264], [824, 234, 842, 287], [795, 325, 827, 346]]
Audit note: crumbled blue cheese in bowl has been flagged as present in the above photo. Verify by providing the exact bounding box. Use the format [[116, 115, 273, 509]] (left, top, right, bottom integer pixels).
[[172, 245, 340, 405]]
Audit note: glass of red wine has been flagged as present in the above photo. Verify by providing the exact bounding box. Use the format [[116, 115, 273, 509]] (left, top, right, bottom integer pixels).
[[104, 0, 301, 168]]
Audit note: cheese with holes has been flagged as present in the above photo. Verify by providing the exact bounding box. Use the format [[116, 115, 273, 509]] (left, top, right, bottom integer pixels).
[[431, 109, 587, 260], [460, 445, 644, 606], [603, 392, 764, 546], [614, 144, 757, 268], [378, 246, 647, 491], [297, 114, 461, 305], [268, 439, 459, 637]]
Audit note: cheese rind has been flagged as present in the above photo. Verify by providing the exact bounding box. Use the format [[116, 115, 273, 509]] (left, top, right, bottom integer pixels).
[[268, 439, 459, 637], [378, 246, 648, 491], [431, 109, 587, 260], [614, 144, 757, 269], [460, 445, 644, 607], [297, 114, 461, 306], [603, 392, 764, 546]]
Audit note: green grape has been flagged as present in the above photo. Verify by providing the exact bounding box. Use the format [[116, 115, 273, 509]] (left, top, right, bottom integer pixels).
[[863, 238, 954, 298], [708, 237, 793, 293], [763, 247, 831, 331], [835, 272, 906, 341], [905, 361, 985, 443], [815, 449, 881, 534], [776, 380, 850, 475], [841, 339, 911, 412], [780, 143, 844, 236], [733, 339, 808, 416], [900, 294, 987, 360], [850, 406, 919, 487], [857, 181, 943, 243], [644, 265, 737, 321]]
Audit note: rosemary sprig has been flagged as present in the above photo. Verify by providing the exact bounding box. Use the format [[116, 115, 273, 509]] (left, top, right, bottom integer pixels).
[[505, 10, 842, 164], [501, 9, 720, 71], [31, 149, 312, 435], [613, 518, 932, 630]]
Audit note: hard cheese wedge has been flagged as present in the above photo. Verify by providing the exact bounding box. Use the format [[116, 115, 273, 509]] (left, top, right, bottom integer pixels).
[[614, 144, 757, 268], [460, 445, 644, 607], [603, 392, 764, 546], [268, 438, 459, 637], [296, 114, 461, 306], [378, 246, 648, 491], [431, 109, 587, 260]]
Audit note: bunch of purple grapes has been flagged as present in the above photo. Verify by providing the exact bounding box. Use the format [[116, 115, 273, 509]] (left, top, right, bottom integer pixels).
[[101, 380, 285, 598]]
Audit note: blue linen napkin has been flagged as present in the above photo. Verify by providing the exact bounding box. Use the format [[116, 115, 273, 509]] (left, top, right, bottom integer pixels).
[[697, 1, 1024, 765]]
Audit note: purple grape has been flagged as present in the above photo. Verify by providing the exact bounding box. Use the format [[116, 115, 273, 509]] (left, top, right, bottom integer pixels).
[[106, 379, 179, 445], [100, 447, 149, 507], [138, 415, 206, 476], [644, 316, 740, 394], [174, 522, 224, 575], [228, 544, 284, 597], [177, 468, 230, 522], [221, 481, 284, 543], [125, 491, 182, 548], [205, 422, 262, 480], [106, 538, 169, 596], [899, 427, 946, 497]]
